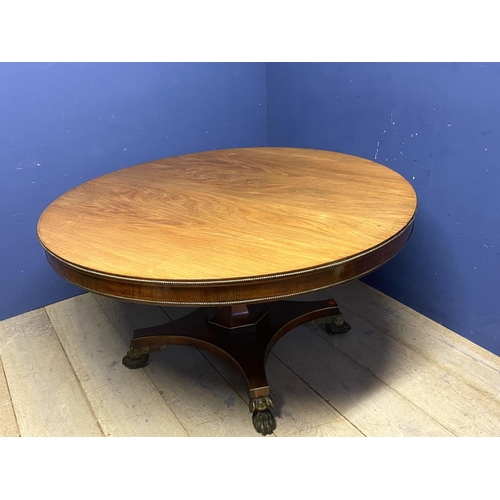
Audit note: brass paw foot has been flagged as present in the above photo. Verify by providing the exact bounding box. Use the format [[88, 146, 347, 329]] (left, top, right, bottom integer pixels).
[[325, 314, 351, 335], [249, 396, 275, 435], [252, 409, 276, 436], [122, 347, 149, 369]]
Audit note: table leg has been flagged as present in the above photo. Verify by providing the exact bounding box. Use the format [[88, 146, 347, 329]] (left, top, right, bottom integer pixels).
[[122, 298, 351, 435]]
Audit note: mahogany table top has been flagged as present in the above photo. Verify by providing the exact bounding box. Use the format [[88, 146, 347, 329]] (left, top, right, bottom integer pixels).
[[37, 147, 417, 305]]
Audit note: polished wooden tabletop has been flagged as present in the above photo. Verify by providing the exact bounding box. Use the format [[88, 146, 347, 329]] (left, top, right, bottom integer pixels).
[[38, 148, 417, 305]]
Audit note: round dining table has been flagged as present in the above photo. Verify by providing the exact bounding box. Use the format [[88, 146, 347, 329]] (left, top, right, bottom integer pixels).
[[37, 147, 417, 435]]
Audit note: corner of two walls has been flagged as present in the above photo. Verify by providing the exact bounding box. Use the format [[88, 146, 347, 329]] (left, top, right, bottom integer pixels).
[[265, 62, 500, 356], [3, 62, 498, 356]]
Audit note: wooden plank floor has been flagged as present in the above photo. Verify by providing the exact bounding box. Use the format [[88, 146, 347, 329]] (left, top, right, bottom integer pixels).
[[1, 280, 499, 437]]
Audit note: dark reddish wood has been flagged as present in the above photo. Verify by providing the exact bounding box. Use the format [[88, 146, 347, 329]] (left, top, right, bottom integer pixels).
[[131, 299, 341, 401], [208, 304, 268, 335], [43, 222, 413, 306]]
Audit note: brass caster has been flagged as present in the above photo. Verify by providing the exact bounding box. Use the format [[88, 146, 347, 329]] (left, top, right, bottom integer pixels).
[[325, 314, 351, 335], [122, 353, 149, 369], [252, 409, 276, 436]]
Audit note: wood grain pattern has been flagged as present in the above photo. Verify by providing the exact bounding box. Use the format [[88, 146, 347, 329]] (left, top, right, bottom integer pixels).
[[308, 311, 500, 436], [0, 357, 19, 437], [145, 346, 261, 437], [45, 295, 188, 437], [38, 148, 417, 304], [2, 282, 497, 437], [324, 280, 500, 402], [0, 309, 102, 436], [94, 295, 260, 436], [202, 351, 363, 437], [272, 325, 453, 437]]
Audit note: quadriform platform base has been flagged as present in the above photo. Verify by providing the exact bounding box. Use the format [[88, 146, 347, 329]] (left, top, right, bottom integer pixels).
[[122, 299, 351, 435]]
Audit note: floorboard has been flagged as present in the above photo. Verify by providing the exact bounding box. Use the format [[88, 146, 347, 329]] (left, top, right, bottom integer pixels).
[[0, 309, 102, 437], [272, 325, 453, 437], [1, 280, 498, 437], [46, 295, 187, 437], [324, 281, 500, 402], [0, 357, 20, 437], [306, 312, 500, 436], [96, 296, 262, 436], [202, 351, 363, 437]]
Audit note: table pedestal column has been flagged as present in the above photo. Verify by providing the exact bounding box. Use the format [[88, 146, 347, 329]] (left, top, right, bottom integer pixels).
[[122, 298, 351, 435]]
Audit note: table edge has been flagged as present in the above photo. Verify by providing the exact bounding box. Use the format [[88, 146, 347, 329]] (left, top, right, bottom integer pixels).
[[40, 215, 415, 306]]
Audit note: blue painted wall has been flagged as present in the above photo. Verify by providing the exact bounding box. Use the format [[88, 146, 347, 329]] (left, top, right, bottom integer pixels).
[[267, 62, 500, 354], [0, 62, 267, 321], [3, 62, 499, 355]]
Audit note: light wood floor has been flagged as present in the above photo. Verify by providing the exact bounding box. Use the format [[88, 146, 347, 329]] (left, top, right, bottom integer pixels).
[[1, 280, 499, 437]]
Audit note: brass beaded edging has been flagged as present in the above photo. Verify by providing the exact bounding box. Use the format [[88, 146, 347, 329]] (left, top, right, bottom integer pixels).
[[40, 214, 415, 288], [48, 240, 410, 307]]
